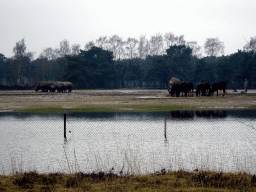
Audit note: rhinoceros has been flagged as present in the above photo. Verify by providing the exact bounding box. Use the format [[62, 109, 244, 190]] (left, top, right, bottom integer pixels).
[[35, 81, 56, 92], [55, 81, 73, 93]]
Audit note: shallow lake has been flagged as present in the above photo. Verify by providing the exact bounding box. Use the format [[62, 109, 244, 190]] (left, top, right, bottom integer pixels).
[[1, 110, 256, 175]]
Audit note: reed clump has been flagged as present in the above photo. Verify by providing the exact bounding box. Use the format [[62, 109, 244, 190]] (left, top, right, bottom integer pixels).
[[1, 169, 256, 191]]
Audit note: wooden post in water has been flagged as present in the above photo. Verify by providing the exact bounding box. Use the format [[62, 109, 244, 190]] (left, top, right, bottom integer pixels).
[[164, 114, 167, 139], [64, 113, 67, 139]]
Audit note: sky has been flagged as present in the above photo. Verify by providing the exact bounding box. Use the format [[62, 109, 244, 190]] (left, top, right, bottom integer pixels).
[[1, 0, 256, 59]]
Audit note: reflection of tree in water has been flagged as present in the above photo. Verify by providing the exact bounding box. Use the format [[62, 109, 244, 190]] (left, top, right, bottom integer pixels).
[[0, 112, 61, 119], [168, 110, 227, 119], [168, 111, 194, 119], [196, 110, 227, 118]]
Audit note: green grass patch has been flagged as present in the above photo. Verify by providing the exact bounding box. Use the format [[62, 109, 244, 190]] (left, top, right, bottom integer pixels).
[[16, 104, 196, 113], [19, 106, 65, 113], [249, 105, 256, 110]]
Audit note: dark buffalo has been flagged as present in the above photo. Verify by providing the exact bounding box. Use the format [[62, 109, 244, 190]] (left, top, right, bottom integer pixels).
[[56, 81, 73, 92], [180, 82, 192, 97], [170, 81, 194, 97], [210, 82, 227, 96], [196, 82, 211, 96], [170, 83, 182, 97], [35, 81, 56, 92], [184, 82, 194, 96]]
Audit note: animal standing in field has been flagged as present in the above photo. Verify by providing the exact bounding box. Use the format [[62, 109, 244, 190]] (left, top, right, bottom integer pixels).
[[170, 81, 194, 97], [188, 82, 194, 96], [55, 81, 73, 92], [196, 82, 211, 96], [170, 83, 182, 97], [35, 81, 56, 92], [49, 84, 56, 92], [180, 82, 189, 97], [35, 81, 73, 92], [181, 82, 194, 96], [209, 82, 227, 96], [168, 77, 181, 94]]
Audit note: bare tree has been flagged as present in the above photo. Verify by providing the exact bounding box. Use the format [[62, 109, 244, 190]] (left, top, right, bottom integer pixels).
[[38, 47, 60, 81], [13, 38, 26, 84], [164, 32, 186, 49], [39, 48, 52, 81], [116, 41, 125, 60], [13, 38, 26, 57], [125, 37, 138, 59], [95, 36, 108, 49], [150, 33, 164, 55], [243, 37, 256, 52], [108, 35, 123, 60], [13, 38, 34, 84], [59, 39, 71, 57], [204, 38, 225, 57], [137, 35, 148, 59], [164, 32, 176, 48], [40, 47, 59, 60], [37, 55, 47, 81], [176, 35, 186, 45], [186, 41, 202, 58], [71, 44, 80, 55], [144, 40, 151, 57], [84, 41, 95, 51]]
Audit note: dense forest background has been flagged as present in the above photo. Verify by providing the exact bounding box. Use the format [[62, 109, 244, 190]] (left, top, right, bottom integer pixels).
[[0, 33, 256, 90]]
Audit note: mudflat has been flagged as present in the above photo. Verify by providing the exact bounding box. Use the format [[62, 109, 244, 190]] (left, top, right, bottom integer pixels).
[[0, 89, 256, 112]]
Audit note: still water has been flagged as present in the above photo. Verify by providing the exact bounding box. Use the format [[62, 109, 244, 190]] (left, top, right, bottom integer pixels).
[[1, 110, 256, 175]]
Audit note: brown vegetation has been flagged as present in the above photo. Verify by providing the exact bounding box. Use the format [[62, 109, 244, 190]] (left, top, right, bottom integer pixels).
[[1, 170, 256, 191], [0, 89, 256, 112]]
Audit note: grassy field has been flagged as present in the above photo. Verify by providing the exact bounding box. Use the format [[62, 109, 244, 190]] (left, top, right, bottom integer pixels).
[[1, 89, 256, 112]]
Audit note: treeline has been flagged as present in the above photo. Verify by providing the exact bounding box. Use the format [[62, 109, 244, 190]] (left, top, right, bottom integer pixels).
[[0, 35, 256, 90], [59, 46, 256, 89]]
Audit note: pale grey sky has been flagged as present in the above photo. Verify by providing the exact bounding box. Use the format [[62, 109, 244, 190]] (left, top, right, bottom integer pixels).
[[1, 0, 256, 58]]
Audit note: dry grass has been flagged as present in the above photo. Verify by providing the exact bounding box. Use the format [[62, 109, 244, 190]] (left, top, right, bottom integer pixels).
[[0, 89, 256, 112], [1, 170, 256, 191]]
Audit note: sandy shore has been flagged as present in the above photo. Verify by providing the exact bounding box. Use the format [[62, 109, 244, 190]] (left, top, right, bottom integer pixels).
[[0, 89, 256, 112]]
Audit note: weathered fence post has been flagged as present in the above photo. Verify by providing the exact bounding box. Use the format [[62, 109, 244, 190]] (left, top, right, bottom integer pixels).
[[64, 113, 67, 139]]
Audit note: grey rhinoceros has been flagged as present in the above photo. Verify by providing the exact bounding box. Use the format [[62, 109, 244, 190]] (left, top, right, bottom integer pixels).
[[35, 81, 56, 92], [55, 81, 73, 92]]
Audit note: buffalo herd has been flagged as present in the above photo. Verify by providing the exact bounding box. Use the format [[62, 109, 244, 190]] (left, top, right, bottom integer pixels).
[[168, 78, 227, 97], [35, 81, 73, 92], [170, 82, 194, 97]]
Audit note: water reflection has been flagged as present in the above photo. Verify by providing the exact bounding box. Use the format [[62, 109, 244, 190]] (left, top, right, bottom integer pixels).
[[196, 110, 227, 118], [1, 110, 256, 120], [1, 110, 256, 175], [168, 111, 194, 119], [168, 110, 228, 119]]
